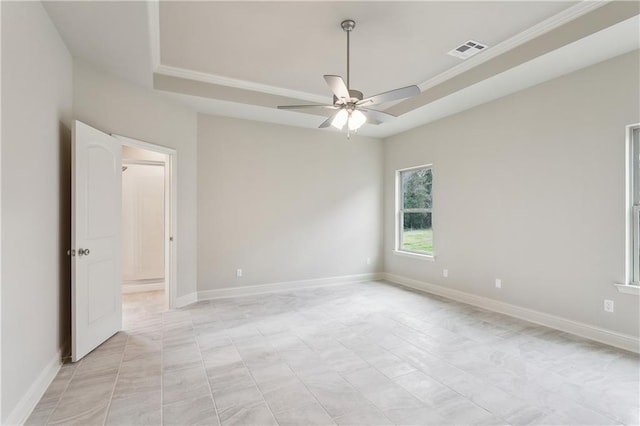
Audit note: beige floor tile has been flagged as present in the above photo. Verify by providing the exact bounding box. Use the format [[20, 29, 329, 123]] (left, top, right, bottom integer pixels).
[[262, 380, 318, 414], [163, 365, 211, 405], [27, 285, 638, 426], [333, 403, 393, 426], [219, 401, 276, 426], [105, 391, 161, 425], [24, 404, 54, 426], [163, 394, 218, 426], [272, 401, 335, 425], [214, 385, 263, 414]]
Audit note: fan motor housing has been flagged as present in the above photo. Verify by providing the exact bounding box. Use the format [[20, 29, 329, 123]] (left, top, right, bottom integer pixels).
[[334, 89, 363, 105]]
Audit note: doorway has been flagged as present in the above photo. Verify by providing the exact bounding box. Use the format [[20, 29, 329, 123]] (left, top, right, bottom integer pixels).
[[115, 135, 177, 321], [71, 122, 179, 361]]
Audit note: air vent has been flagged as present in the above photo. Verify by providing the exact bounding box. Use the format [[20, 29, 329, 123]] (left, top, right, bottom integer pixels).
[[447, 40, 488, 59]]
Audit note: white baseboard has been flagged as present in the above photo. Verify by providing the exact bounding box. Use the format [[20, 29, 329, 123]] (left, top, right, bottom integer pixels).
[[383, 273, 640, 354], [175, 273, 383, 308], [122, 282, 164, 294], [197, 272, 382, 302], [6, 346, 64, 425], [175, 291, 198, 308], [175, 270, 638, 352]]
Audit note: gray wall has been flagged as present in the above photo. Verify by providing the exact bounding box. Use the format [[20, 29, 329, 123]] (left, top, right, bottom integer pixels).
[[1, 2, 73, 420], [73, 60, 198, 298], [197, 115, 383, 290], [384, 50, 640, 337]]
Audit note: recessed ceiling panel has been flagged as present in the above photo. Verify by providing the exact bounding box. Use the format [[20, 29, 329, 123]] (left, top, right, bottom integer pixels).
[[159, 1, 577, 97]]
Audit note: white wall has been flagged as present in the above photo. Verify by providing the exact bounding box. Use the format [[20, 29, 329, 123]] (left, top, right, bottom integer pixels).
[[123, 145, 167, 162], [1, 1, 72, 421], [122, 163, 165, 283], [197, 115, 383, 290], [73, 60, 198, 298], [384, 50, 640, 338]]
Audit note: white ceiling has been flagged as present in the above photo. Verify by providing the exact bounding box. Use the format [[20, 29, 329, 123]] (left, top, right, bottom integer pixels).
[[43, 1, 639, 139], [158, 1, 575, 97], [43, 1, 153, 88]]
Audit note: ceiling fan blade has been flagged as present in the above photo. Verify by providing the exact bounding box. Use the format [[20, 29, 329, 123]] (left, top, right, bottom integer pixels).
[[319, 111, 340, 128], [357, 85, 421, 106], [277, 105, 336, 110], [359, 108, 396, 123], [324, 75, 350, 100]]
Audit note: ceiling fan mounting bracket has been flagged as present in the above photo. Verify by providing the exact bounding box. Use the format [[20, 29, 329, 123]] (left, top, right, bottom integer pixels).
[[341, 19, 356, 32]]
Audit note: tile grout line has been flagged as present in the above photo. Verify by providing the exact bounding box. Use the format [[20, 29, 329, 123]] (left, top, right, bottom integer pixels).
[[309, 286, 451, 420], [43, 358, 82, 424], [390, 315, 572, 423], [222, 323, 281, 424], [262, 285, 524, 423], [380, 314, 504, 421], [32, 286, 637, 426], [101, 334, 130, 426], [174, 288, 622, 425], [191, 309, 223, 426], [384, 312, 622, 424], [256, 327, 337, 423], [291, 287, 396, 421], [273, 299, 382, 423]]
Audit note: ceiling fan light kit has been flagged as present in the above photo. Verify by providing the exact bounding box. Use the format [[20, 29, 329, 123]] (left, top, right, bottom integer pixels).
[[278, 19, 421, 139]]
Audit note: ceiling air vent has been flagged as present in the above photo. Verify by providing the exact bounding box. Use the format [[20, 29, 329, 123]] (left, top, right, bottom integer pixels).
[[447, 40, 488, 60]]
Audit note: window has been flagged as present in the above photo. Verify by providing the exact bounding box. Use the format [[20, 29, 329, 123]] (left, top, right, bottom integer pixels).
[[397, 165, 433, 256], [631, 126, 640, 285]]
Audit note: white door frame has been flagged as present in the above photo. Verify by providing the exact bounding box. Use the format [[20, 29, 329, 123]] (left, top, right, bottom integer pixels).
[[114, 135, 177, 309]]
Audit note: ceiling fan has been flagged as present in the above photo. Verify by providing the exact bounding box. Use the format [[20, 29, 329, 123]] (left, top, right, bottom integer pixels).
[[278, 19, 421, 138]]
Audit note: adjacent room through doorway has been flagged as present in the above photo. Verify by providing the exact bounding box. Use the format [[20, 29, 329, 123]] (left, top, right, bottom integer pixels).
[[121, 145, 170, 326]]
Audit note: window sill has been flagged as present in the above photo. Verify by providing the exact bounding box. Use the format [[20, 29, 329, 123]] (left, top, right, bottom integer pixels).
[[614, 283, 640, 296], [393, 250, 435, 261]]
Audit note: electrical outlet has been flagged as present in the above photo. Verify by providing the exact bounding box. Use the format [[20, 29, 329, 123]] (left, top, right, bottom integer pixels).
[[366, 257, 371, 265], [443, 269, 448, 278], [604, 299, 614, 313], [236, 269, 243, 278], [495, 279, 502, 289]]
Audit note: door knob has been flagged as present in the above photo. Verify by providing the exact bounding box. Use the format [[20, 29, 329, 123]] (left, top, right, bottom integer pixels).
[[78, 248, 90, 257]]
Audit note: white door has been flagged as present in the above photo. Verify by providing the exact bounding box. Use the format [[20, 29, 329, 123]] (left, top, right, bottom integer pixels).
[[72, 121, 122, 362]]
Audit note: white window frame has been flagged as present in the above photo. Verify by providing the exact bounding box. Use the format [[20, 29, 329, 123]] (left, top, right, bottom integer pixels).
[[633, 205, 640, 283], [394, 164, 434, 260], [619, 124, 640, 295], [629, 125, 640, 285]]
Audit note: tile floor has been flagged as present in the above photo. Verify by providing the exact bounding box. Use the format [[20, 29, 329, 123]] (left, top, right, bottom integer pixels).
[[26, 281, 639, 425]]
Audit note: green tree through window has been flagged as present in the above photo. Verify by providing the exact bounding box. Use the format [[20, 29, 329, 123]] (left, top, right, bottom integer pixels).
[[399, 166, 433, 254]]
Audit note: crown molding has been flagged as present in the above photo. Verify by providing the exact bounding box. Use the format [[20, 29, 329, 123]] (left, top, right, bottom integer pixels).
[[417, 0, 610, 92], [155, 64, 332, 104]]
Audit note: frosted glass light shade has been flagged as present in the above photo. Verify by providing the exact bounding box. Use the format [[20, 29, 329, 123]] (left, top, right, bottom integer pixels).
[[348, 109, 367, 130], [331, 109, 348, 129]]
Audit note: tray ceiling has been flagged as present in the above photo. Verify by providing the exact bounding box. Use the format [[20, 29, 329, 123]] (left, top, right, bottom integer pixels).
[[43, 1, 640, 138]]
